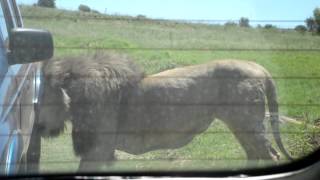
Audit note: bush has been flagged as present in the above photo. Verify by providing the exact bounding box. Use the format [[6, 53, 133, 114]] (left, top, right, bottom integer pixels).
[[78, 4, 91, 12], [37, 0, 55, 8], [224, 21, 237, 27], [295, 25, 307, 34], [136, 14, 147, 20], [91, 10, 100, 14], [239, 17, 250, 27], [264, 24, 276, 29]]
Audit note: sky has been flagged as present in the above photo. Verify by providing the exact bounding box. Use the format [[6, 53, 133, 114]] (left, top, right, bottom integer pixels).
[[16, 0, 320, 28]]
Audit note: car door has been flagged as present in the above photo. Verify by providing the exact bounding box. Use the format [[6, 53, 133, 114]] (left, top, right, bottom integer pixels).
[[7, 0, 38, 158], [0, 0, 21, 174], [0, 0, 11, 161], [0, 0, 37, 174]]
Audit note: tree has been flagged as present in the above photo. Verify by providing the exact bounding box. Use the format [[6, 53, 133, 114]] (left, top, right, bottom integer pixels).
[[239, 17, 250, 27], [305, 17, 316, 32], [305, 8, 320, 34], [314, 7, 320, 33], [294, 25, 307, 34], [37, 0, 55, 8], [78, 4, 91, 12], [314, 8, 320, 24]]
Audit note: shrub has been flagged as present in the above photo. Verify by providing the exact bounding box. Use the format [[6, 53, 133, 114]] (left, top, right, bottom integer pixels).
[[264, 24, 276, 29], [37, 0, 55, 8], [239, 17, 250, 27], [91, 10, 100, 14], [136, 14, 147, 20], [78, 4, 91, 12], [224, 21, 237, 27], [256, 24, 262, 29], [295, 25, 307, 34]]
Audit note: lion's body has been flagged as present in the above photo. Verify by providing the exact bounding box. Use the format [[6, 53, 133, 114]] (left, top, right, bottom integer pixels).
[[38, 54, 291, 171], [117, 60, 273, 155]]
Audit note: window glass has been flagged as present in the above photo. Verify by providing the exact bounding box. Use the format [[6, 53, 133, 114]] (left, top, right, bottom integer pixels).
[[15, 0, 320, 175]]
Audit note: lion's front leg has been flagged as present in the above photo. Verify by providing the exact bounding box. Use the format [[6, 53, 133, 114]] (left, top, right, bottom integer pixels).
[[76, 125, 117, 172], [78, 142, 116, 172], [72, 105, 119, 172]]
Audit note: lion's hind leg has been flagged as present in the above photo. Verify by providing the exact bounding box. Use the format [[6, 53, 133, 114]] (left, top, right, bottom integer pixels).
[[217, 81, 280, 166], [222, 104, 280, 167]]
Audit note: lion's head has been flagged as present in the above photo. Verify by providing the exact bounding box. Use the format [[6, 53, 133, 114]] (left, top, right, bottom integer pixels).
[[37, 61, 71, 138]]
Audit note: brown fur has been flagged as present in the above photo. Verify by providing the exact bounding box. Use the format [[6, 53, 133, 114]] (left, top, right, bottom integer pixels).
[[38, 52, 144, 156], [38, 53, 291, 171], [117, 60, 291, 160]]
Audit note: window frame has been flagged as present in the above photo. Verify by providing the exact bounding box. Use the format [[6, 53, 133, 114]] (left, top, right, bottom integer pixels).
[[0, 0, 10, 76], [7, 0, 22, 27], [0, 0, 11, 46], [0, 1, 9, 41], [0, 0, 15, 31]]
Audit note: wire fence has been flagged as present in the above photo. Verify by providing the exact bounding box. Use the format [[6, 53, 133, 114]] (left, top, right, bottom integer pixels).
[[1, 14, 310, 22], [1, 7, 319, 169]]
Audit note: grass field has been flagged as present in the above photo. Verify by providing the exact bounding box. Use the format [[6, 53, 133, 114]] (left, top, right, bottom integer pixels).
[[20, 5, 320, 173]]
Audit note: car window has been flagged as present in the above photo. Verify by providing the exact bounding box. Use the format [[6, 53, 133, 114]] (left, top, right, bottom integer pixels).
[[15, 0, 320, 176]]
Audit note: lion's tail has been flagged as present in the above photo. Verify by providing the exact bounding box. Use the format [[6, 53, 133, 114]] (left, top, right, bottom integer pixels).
[[265, 77, 292, 160]]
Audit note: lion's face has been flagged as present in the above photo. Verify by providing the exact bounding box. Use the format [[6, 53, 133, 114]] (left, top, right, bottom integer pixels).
[[37, 84, 70, 137]]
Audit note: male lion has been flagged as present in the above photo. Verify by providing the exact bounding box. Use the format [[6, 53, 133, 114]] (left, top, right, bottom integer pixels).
[[38, 53, 291, 171]]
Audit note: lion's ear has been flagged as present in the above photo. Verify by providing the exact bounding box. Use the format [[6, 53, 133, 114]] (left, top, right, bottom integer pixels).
[[44, 59, 71, 88], [50, 72, 71, 88], [61, 88, 71, 110]]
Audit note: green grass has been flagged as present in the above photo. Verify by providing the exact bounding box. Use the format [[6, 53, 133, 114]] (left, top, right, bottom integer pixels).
[[19, 5, 320, 173]]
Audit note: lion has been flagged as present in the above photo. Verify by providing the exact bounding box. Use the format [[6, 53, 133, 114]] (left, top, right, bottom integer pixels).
[[37, 53, 291, 171]]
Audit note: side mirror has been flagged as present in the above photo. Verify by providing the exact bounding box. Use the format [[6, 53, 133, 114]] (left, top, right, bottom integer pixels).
[[8, 28, 54, 65]]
